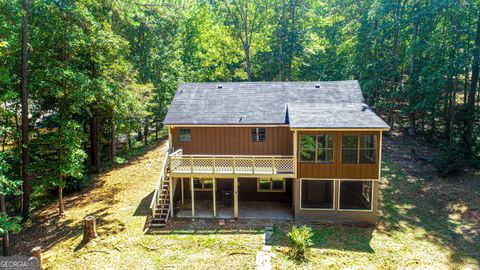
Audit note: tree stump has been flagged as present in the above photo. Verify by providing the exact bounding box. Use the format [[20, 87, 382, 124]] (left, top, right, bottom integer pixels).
[[82, 216, 98, 243], [31, 246, 42, 269]]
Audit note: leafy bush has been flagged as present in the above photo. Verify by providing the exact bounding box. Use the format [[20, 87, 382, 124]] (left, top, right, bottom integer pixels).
[[287, 225, 313, 259], [431, 143, 464, 176], [64, 173, 92, 192]]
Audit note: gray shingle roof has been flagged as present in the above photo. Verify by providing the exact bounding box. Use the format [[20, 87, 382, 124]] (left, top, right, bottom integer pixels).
[[163, 81, 390, 129]]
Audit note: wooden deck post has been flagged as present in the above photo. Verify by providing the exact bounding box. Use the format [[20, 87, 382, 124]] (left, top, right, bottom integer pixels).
[[213, 177, 217, 217], [190, 176, 195, 218], [169, 176, 173, 218], [234, 176, 238, 218], [181, 177, 184, 206]]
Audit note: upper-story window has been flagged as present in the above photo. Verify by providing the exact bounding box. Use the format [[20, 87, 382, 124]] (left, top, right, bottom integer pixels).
[[341, 135, 376, 164], [179, 128, 191, 142], [252, 128, 266, 142], [299, 135, 334, 163]]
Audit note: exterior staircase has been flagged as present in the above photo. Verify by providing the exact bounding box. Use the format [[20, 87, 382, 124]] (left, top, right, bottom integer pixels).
[[149, 149, 174, 227]]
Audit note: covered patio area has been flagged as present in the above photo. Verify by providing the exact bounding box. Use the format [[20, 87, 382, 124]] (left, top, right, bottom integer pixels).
[[172, 177, 294, 220], [176, 199, 293, 220]]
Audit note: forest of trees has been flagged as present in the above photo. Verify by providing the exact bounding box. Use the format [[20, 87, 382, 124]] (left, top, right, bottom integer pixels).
[[0, 0, 479, 255]]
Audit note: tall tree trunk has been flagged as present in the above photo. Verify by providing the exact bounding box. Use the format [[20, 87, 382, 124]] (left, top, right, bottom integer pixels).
[[91, 112, 100, 172], [287, 0, 296, 80], [58, 148, 65, 215], [137, 128, 143, 142], [83, 114, 88, 166], [20, 0, 30, 220], [244, 0, 251, 81], [408, 11, 419, 136], [245, 44, 251, 81], [464, 11, 480, 154], [143, 121, 149, 145], [278, 0, 286, 81], [1, 194, 9, 256], [127, 133, 132, 149], [2, 102, 8, 152], [110, 113, 116, 162]]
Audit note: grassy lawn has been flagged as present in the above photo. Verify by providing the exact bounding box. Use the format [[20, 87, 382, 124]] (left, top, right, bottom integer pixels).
[[10, 135, 480, 269]]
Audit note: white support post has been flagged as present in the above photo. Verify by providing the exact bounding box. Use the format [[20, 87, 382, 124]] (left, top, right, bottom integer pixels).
[[190, 156, 193, 173], [272, 157, 275, 174], [181, 178, 184, 206], [212, 157, 216, 173], [378, 130, 383, 179], [212, 177, 217, 218], [234, 176, 238, 219], [168, 127, 172, 151], [293, 130, 298, 178], [169, 176, 173, 217], [190, 177, 195, 218]]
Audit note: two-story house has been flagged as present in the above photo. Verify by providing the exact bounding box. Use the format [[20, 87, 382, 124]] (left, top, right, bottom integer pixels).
[[149, 81, 389, 227]]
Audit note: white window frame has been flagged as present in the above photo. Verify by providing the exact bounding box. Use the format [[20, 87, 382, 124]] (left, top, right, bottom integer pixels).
[[257, 178, 285, 192], [299, 178, 335, 211], [299, 135, 334, 163], [341, 135, 377, 164], [337, 180, 374, 212], [193, 178, 213, 191], [252, 128, 266, 142], [179, 128, 192, 142]]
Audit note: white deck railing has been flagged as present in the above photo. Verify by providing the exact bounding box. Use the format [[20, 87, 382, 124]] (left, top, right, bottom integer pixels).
[[169, 151, 295, 175]]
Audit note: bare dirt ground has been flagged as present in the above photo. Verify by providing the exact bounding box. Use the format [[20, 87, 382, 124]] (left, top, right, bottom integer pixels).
[[9, 134, 480, 269], [11, 141, 263, 269]]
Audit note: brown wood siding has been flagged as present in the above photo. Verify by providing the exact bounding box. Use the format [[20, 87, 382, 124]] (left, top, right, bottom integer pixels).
[[171, 126, 293, 155], [296, 130, 381, 179]]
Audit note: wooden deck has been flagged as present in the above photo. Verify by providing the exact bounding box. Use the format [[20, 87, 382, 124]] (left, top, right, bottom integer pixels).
[[169, 150, 295, 176]]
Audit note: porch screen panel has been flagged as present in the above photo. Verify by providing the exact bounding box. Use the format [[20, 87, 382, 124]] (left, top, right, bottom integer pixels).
[[301, 179, 334, 209], [339, 180, 373, 210]]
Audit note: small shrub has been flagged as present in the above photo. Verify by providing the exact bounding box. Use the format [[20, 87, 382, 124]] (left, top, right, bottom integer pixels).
[[64, 173, 92, 192], [287, 225, 313, 259], [431, 143, 464, 177]]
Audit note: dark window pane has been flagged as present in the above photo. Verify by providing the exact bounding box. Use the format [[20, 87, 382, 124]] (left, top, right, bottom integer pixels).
[[271, 179, 284, 191], [326, 135, 334, 148], [193, 178, 202, 189], [342, 149, 358, 163], [300, 135, 316, 162], [203, 179, 213, 189], [339, 181, 372, 210], [342, 136, 358, 148], [252, 128, 265, 142], [325, 149, 334, 163], [360, 135, 376, 148], [317, 148, 326, 162], [258, 128, 265, 141], [317, 135, 326, 149], [179, 129, 191, 142], [317, 135, 334, 149], [259, 179, 270, 190], [316, 135, 334, 163], [301, 180, 334, 209], [360, 149, 376, 163]]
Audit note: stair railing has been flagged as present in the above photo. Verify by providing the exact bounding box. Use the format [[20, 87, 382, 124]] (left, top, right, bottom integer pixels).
[[149, 149, 170, 219]]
